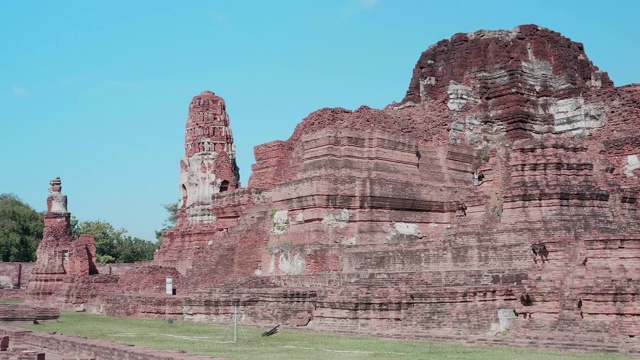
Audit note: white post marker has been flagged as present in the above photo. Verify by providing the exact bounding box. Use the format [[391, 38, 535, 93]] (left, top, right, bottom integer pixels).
[[233, 304, 238, 344]]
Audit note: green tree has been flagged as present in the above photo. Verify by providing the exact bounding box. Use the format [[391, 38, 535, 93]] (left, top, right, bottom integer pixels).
[[73, 220, 158, 263], [0, 194, 44, 262], [114, 235, 157, 263], [154, 201, 179, 247], [73, 220, 125, 263]]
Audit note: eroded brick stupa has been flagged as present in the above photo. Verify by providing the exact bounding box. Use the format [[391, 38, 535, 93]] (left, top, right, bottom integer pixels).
[[27, 178, 99, 304], [26, 25, 640, 352], [179, 90, 240, 220], [155, 90, 241, 273]]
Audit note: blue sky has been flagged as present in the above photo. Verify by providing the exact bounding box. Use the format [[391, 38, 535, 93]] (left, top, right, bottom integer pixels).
[[1, 0, 638, 242]]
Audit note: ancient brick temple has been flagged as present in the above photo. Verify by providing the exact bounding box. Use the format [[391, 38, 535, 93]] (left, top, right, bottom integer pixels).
[[25, 25, 640, 352], [179, 90, 240, 218], [155, 90, 242, 273], [27, 178, 99, 304]]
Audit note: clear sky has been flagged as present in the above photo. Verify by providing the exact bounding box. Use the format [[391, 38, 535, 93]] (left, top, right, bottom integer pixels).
[[1, 0, 638, 242]]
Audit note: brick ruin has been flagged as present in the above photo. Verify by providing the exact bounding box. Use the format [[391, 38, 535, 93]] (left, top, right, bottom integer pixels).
[[156, 91, 241, 274], [15, 24, 640, 352], [25, 177, 103, 307]]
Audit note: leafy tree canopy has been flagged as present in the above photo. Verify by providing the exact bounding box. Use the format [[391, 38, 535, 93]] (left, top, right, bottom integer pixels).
[[0, 194, 44, 262], [72, 220, 158, 264], [154, 201, 179, 247]]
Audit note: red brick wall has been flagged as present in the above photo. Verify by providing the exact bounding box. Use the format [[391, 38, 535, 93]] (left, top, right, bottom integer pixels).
[[0, 263, 35, 289]]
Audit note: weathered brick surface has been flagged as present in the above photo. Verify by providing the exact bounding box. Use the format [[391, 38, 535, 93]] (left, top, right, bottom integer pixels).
[[405, 27, 612, 109], [68, 235, 98, 279], [95, 263, 135, 277], [248, 141, 293, 190], [116, 266, 181, 295], [24, 179, 108, 310], [0, 304, 59, 321], [155, 91, 241, 273], [0, 289, 27, 301], [26, 178, 76, 303], [0, 263, 34, 290]]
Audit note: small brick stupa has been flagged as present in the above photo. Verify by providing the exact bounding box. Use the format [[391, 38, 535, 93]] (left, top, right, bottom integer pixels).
[[27, 178, 98, 303]]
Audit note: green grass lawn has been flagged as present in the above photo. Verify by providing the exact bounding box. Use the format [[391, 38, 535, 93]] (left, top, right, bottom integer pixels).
[[15, 311, 635, 360], [0, 299, 24, 304]]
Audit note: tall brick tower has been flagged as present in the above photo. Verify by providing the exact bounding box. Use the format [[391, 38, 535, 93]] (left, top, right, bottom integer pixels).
[[179, 91, 240, 223], [156, 91, 242, 273]]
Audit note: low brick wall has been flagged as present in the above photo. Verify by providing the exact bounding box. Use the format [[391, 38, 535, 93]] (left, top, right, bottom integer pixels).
[[0, 263, 35, 289], [0, 349, 44, 360], [96, 263, 137, 276], [0, 304, 59, 321], [0, 289, 26, 301], [0, 325, 228, 360]]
